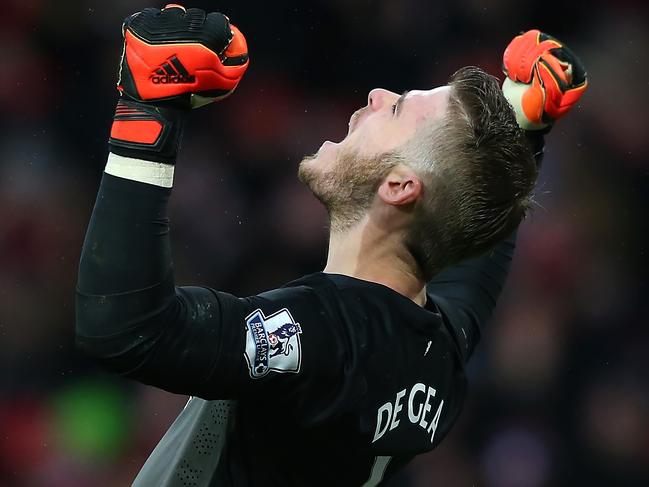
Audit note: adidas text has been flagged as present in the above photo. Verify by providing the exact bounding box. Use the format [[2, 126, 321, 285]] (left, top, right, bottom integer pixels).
[[151, 74, 196, 84]]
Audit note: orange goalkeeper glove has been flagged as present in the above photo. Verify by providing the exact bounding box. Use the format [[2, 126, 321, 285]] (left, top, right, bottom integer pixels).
[[502, 29, 587, 131], [109, 4, 249, 164]]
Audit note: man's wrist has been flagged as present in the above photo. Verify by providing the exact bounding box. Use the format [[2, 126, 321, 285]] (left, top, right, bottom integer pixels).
[[108, 98, 187, 165], [523, 130, 546, 169]]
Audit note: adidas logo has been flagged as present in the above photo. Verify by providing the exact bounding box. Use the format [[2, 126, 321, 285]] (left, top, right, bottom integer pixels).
[[150, 55, 195, 84]]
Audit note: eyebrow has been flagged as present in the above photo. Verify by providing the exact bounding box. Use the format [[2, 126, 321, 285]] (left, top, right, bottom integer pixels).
[[395, 90, 410, 116]]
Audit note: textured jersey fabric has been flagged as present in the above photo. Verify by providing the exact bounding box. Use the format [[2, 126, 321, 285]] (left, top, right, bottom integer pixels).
[[133, 398, 236, 486]]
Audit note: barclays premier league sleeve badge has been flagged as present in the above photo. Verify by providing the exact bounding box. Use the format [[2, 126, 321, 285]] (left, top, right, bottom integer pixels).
[[244, 308, 303, 379]]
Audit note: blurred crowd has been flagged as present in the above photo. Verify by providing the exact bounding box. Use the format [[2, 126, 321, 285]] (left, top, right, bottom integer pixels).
[[1, 0, 648, 485]]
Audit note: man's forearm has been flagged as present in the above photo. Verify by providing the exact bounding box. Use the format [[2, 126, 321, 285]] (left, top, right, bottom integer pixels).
[[75, 159, 178, 372], [427, 232, 516, 360], [75, 164, 247, 398]]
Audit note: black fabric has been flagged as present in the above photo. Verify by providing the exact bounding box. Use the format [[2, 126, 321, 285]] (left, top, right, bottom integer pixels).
[[75, 160, 536, 484], [426, 235, 516, 362], [527, 129, 547, 167], [125, 8, 233, 59]]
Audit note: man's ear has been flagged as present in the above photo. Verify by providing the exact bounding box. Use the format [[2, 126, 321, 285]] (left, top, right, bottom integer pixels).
[[377, 164, 422, 206]]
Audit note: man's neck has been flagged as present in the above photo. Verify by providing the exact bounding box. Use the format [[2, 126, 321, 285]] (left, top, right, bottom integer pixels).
[[323, 218, 427, 307]]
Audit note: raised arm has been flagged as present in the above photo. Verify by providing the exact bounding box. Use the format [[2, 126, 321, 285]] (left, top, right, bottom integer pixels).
[[427, 133, 543, 360], [428, 30, 587, 361], [75, 5, 250, 396]]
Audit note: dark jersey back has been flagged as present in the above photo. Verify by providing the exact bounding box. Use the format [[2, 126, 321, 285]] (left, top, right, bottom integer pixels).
[[210, 273, 467, 486]]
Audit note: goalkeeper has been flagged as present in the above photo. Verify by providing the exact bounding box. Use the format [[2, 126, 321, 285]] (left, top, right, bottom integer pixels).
[[75, 4, 587, 486]]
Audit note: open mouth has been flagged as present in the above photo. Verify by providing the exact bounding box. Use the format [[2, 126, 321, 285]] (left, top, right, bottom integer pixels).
[[318, 107, 364, 152]]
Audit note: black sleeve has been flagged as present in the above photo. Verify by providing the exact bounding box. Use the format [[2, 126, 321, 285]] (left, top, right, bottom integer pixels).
[[75, 174, 344, 409], [426, 234, 516, 361], [426, 132, 545, 361]]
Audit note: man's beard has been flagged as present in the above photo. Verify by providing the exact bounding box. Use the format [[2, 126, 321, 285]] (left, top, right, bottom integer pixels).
[[298, 147, 398, 233]]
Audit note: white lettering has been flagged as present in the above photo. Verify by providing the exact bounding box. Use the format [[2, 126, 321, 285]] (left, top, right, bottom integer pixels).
[[389, 389, 406, 431], [428, 400, 444, 443], [407, 383, 426, 423], [419, 386, 437, 429], [372, 402, 393, 443], [371, 383, 444, 444]]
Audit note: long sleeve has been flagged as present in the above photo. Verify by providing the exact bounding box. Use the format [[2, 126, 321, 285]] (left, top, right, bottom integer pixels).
[[426, 233, 516, 361], [75, 167, 345, 403], [76, 169, 253, 397], [76, 172, 209, 389]]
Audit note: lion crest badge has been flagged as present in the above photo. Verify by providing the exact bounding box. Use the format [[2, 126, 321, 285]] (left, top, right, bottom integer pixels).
[[244, 308, 303, 378]]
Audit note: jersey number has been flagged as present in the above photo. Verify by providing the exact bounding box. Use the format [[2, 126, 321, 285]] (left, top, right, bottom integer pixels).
[[362, 456, 392, 487]]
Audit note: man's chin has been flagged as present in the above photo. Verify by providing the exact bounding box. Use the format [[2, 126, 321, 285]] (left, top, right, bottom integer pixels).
[[297, 153, 317, 185], [297, 147, 334, 185], [297, 152, 336, 210]]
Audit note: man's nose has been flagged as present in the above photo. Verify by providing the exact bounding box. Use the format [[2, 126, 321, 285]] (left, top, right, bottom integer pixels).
[[367, 88, 398, 111]]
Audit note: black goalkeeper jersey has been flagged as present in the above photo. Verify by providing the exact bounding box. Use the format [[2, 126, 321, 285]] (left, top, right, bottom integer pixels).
[[76, 171, 522, 486]]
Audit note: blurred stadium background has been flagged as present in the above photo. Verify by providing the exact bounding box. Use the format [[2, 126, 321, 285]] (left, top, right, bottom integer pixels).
[[1, 0, 648, 485]]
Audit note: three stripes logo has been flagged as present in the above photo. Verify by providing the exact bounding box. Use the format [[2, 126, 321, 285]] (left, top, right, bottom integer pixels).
[[150, 55, 195, 84]]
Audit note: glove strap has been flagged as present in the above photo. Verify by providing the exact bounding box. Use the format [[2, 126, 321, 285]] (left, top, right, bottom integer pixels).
[[108, 98, 186, 165]]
